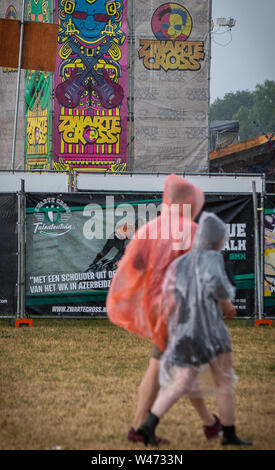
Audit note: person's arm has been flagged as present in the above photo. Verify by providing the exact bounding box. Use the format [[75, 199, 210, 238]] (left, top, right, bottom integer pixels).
[[219, 299, 237, 320], [211, 252, 236, 302]]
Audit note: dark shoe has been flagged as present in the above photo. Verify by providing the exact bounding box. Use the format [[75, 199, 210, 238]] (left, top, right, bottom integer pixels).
[[128, 427, 145, 443], [138, 412, 160, 446], [221, 425, 252, 446], [128, 427, 170, 445], [204, 415, 222, 440]]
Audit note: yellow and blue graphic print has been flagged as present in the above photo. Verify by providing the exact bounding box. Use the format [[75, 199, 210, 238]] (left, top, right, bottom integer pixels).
[[139, 2, 204, 71]]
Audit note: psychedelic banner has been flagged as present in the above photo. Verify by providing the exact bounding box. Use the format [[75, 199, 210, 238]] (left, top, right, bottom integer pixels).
[[25, 192, 254, 317], [25, 0, 52, 171], [53, 0, 128, 173], [134, 0, 210, 172], [264, 195, 275, 315]]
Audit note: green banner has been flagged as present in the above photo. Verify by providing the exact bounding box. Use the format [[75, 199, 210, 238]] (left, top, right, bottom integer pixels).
[[25, 192, 255, 317]]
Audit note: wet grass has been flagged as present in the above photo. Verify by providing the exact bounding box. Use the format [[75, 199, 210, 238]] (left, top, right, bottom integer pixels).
[[0, 318, 274, 450]]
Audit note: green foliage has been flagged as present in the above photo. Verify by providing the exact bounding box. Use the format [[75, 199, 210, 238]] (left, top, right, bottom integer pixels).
[[232, 106, 258, 141], [210, 90, 254, 122], [252, 81, 275, 134], [210, 80, 275, 142]]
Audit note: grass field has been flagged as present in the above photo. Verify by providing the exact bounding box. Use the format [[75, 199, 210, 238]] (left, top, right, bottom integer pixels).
[[0, 318, 274, 450]]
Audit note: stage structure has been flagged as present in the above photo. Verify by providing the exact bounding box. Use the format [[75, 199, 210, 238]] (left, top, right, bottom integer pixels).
[[1, 0, 212, 174]]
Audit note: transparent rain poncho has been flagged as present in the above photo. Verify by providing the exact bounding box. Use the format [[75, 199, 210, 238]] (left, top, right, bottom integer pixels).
[[159, 212, 237, 397], [106, 174, 205, 352]]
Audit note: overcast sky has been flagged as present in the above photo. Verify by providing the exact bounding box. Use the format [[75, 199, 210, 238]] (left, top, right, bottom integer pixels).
[[210, 0, 275, 102]]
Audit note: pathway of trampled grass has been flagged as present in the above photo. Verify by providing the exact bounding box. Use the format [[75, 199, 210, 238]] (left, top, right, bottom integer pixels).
[[0, 319, 274, 450]]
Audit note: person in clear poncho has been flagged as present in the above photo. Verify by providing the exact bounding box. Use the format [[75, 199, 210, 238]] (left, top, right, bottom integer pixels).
[[138, 212, 252, 446], [107, 175, 223, 443]]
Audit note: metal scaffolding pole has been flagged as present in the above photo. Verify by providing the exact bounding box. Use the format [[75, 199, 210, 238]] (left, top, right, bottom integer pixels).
[[20, 179, 26, 318], [208, 0, 213, 173], [12, 178, 31, 327], [260, 189, 265, 317], [11, 0, 26, 171], [252, 180, 262, 318], [16, 186, 21, 316], [16, 179, 26, 319], [127, 0, 134, 171]]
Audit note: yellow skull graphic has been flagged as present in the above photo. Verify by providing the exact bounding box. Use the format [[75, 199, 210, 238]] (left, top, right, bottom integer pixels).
[[168, 13, 186, 39]]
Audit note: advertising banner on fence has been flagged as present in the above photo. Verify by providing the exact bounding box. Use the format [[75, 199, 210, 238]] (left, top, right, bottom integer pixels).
[[0, 194, 18, 314], [264, 195, 275, 315], [134, 0, 210, 172], [25, 192, 254, 317], [206, 194, 255, 316], [25, 0, 52, 171], [53, 0, 128, 174]]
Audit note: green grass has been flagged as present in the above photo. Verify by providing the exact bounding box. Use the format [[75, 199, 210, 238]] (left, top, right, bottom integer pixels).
[[0, 318, 274, 450]]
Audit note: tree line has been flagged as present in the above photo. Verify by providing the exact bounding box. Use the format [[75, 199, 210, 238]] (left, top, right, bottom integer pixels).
[[210, 80, 275, 142]]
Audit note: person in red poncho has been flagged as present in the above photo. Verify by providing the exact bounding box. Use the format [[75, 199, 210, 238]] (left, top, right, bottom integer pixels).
[[107, 174, 221, 443]]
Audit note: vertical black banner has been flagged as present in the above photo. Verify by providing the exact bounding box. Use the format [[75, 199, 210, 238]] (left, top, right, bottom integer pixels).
[[0, 194, 18, 314], [204, 195, 255, 317]]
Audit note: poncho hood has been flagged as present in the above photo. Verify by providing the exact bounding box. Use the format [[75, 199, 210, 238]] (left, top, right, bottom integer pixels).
[[162, 174, 205, 220]]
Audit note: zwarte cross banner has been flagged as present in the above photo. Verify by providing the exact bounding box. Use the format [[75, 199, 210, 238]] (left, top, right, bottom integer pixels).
[[134, 0, 210, 172], [25, 192, 255, 317], [53, 0, 128, 173]]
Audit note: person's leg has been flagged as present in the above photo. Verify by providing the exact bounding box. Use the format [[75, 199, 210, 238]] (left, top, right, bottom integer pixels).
[[138, 367, 198, 445], [189, 397, 222, 439], [209, 353, 252, 446], [132, 344, 215, 428], [130, 346, 220, 444], [133, 373, 220, 441], [131, 357, 160, 430], [151, 367, 198, 418], [209, 353, 235, 426], [128, 344, 172, 444], [189, 398, 216, 426]]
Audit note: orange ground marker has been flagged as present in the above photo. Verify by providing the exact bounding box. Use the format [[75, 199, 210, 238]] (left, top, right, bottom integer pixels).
[[10, 318, 33, 328], [255, 319, 273, 327]]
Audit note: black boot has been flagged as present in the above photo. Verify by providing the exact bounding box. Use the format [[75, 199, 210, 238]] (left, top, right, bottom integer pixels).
[[138, 411, 159, 446], [221, 425, 252, 446]]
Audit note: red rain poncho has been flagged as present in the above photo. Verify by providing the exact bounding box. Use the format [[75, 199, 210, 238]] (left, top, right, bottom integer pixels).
[[106, 174, 205, 352]]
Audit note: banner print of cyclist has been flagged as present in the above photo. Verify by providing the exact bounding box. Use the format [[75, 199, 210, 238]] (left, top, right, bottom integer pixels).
[[86, 218, 144, 273], [151, 3, 192, 41]]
